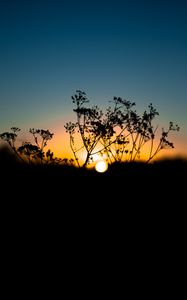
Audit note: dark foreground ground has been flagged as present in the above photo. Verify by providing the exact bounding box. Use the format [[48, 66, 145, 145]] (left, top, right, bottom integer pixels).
[[1, 146, 186, 287], [1, 148, 186, 229], [0, 145, 186, 199], [0, 146, 186, 265]]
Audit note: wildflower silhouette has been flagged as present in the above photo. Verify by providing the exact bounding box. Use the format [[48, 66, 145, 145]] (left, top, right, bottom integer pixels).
[[65, 90, 180, 167], [0, 127, 62, 165], [0, 91, 180, 168]]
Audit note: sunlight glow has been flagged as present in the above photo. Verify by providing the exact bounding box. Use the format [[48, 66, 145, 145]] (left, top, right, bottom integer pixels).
[[95, 160, 108, 173]]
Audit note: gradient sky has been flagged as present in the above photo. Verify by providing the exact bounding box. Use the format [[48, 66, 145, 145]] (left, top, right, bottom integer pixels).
[[0, 0, 187, 159]]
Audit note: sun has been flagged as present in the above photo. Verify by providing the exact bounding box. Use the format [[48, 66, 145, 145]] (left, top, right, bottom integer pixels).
[[95, 160, 108, 173]]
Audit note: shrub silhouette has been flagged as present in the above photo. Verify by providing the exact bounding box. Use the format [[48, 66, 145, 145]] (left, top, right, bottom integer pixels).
[[0, 91, 180, 169], [65, 90, 180, 167], [0, 127, 63, 165]]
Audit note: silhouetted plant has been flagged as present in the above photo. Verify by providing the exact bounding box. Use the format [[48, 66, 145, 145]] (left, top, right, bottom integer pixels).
[[0, 127, 62, 165], [17, 142, 41, 164], [65, 90, 105, 167], [0, 127, 24, 162], [0, 127, 20, 148], [65, 90, 180, 167], [0, 91, 180, 169]]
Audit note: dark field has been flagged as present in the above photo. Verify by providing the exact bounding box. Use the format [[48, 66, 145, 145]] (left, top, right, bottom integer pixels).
[[1, 145, 186, 199], [1, 145, 186, 254]]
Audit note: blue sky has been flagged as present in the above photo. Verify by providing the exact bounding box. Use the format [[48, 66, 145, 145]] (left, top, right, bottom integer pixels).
[[0, 0, 187, 157]]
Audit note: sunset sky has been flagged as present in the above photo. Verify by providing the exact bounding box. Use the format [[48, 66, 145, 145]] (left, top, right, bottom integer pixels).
[[0, 0, 187, 159]]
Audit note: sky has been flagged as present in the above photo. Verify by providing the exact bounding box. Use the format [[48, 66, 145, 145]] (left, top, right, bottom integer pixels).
[[0, 0, 187, 159]]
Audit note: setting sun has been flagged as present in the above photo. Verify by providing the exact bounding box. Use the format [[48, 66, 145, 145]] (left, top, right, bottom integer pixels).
[[95, 160, 108, 173]]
